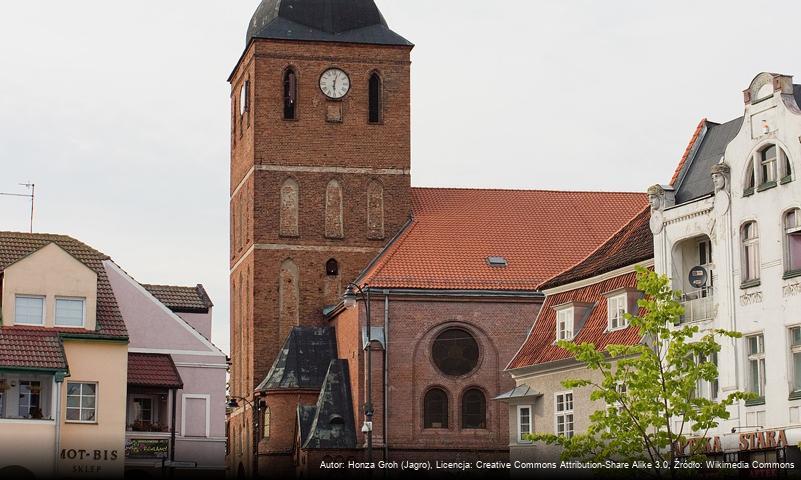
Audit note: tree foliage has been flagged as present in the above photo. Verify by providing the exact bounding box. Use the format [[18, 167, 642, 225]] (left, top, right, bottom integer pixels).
[[527, 267, 754, 478]]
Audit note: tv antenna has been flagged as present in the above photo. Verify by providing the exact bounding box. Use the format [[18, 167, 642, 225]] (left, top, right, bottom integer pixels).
[[0, 182, 35, 232]]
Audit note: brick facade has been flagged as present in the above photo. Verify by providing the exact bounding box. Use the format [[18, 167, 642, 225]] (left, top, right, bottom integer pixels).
[[228, 37, 412, 477]]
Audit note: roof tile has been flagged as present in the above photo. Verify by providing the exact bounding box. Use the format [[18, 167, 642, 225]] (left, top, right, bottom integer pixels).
[[142, 284, 213, 313], [127, 353, 183, 389], [0, 327, 68, 371]]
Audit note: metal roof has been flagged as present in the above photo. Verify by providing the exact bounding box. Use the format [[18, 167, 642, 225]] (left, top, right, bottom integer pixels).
[[256, 327, 337, 392], [493, 385, 542, 401], [246, 0, 412, 46]]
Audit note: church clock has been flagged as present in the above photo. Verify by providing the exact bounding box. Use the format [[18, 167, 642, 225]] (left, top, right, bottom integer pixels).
[[319, 68, 350, 99]]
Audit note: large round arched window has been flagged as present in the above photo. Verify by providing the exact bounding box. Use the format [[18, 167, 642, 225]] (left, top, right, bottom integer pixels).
[[432, 328, 480, 376]]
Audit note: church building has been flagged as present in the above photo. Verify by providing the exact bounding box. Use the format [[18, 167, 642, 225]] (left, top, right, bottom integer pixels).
[[226, 1, 647, 477]]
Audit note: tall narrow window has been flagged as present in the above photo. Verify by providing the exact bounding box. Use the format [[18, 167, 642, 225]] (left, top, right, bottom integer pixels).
[[278, 259, 300, 346], [556, 308, 574, 341], [517, 405, 533, 443], [368, 73, 382, 124], [283, 68, 297, 120], [279, 178, 299, 237], [263, 407, 271, 439], [240, 80, 250, 116], [785, 209, 801, 274], [555, 392, 574, 437], [461, 389, 486, 429], [693, 352, 718, 400], [18, 381, 41, 418], [790, 327, 801, 394], [423, 388, 448, 428], [747, 334, 765, 398], [760, 145, 778, 185], [781, 148, 793, 182], [325, 180, 344, 239], [741, 222, 760, 284]]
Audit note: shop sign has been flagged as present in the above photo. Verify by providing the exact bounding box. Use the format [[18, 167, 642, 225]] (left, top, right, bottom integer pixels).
[[125, 439, 169, 459], [673, 435, 723, 456], [739, 429, 788, 451]]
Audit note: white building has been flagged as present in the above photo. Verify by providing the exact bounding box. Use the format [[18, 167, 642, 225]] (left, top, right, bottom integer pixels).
[[650, 72, 801, 466]]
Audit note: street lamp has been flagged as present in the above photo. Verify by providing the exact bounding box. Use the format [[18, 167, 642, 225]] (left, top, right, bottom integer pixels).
[[343, 282, 374, 463], [228, 396, 261, 478]]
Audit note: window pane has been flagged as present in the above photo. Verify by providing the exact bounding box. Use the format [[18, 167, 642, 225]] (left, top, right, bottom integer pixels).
[[55, 299, 84, 326], [66, 408, 81, 421], [81, 409, 96, 422], [67, 395, 80, 408], [750, 359, 760, 393], [794, 352, 801, 391], [82, 383, 96, 396], [15, 296, 43, 325], [67, 383, 81, 396]]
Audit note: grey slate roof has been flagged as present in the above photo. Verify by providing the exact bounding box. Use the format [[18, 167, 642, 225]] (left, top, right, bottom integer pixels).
[[493, 384, 542, 401], [256, 327, 337, 392], [301, 359, 357, 450], [673, 117, 743, 204], [246, 0, 412, 46]]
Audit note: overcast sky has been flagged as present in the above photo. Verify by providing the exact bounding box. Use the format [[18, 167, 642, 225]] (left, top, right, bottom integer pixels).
[[2, 1, 800, 354]]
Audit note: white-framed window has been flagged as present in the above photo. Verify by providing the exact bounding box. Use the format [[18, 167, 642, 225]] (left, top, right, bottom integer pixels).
[[556, 308, 574, 341], [790, 327, 801, 393], [607, 294, 627, 331], [760, 145, 778, 184], [694, 352, 719, 400], [517, 405, 533, 443], [747, 334, 766, 398], [66, 382, 97, 423], [18, 380, 42, 418], [614, 382, 627, 413], [741, 222, 760, 283], [55, 297, 85, 327], [15, 295, 44, 325], [784, 209, 801, 274], [555, 391, 574, 438]]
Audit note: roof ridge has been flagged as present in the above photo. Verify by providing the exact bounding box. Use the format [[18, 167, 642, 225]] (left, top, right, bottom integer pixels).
[[411, 186, 645, 195]]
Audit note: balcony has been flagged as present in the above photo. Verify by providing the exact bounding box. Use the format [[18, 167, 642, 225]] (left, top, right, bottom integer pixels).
[[679, 287, 715, 323]]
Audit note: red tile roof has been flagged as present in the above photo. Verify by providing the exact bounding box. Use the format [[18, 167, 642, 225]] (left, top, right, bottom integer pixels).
[[670, 118, 706, 185], [127, 353, 183, 389], [0, 327, 68, 371], [360, 188, 647, 290], [0, 231, 128, 338], [539, 207, 653, 290], [142, 284, 213, 313], [507, 270, 645, 370]]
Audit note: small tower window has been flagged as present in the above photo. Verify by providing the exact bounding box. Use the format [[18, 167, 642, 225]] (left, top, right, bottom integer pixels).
[[240, 80, 250, 116], [283, 68, 297, 120], [326, 259, 339, 277], [368, 73, 382, 124]]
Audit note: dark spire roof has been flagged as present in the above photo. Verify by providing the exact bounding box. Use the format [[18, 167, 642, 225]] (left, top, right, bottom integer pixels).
[[256, 326, 337, 392], [246, 0, 412, 46]]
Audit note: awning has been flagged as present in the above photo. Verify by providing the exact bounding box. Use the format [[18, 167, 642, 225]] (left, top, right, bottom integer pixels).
[[0, 328, 68, 373], [127, 353, 183, 389], [493, 384, 542, 401]]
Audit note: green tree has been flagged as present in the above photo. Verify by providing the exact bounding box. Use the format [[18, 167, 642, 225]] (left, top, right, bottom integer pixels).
[[527, 267, 753, 478]]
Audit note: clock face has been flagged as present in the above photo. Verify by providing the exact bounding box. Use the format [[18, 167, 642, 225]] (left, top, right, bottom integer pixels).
[[319, 68, 350, 99]]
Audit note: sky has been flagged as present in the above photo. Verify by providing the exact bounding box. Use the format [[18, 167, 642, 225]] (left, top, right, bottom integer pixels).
[[1, 0, 800, 355]]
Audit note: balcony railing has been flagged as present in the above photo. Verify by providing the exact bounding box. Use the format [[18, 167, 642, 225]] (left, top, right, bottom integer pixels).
[[679, 287, 715, 323]]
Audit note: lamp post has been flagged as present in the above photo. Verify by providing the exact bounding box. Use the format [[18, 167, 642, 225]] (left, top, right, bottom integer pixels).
[[228, 396, 261, 478], [343, 283, 374, 463]]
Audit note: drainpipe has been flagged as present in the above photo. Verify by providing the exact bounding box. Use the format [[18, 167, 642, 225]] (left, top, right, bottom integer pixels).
[[170, 388, 177, 464], [727, 197, 742, 429], [383, 291, 389, 464], [54, 375, 64, 476]]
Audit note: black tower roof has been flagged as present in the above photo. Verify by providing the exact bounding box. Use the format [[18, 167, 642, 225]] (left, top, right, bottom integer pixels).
[[246, 0, 412, 46]]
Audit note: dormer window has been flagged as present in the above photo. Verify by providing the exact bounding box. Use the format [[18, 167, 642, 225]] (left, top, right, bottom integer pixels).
[[607, 294, 627, 331], [55, 297, 85, 327], [15, 295, 44, 325], [556, 307, 574, 341]]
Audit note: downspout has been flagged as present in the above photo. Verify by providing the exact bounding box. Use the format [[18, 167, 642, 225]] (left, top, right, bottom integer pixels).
[[727, 195, 742, 428], [170, 388, 177, 464], [54, 375, 64, 475], [383, 291, 389, 464]]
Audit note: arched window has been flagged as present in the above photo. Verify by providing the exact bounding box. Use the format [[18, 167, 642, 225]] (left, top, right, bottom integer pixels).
[[325, 180, 344, 239], [785, 209, 801, 274], [432, 328, 480, 377], [741, 222, 760, 284], [368, 73, 382, 124], [278, 259, 300, 345], [240, 80, 250, 116], [423, 388, 448, 429], [781, 148, 793, 182], [283, 68, 297, 120], [461, 389, 486, 429], [280, 178, 299, 237], [326, 258, 339, 276], [744, 158, 756, 194]]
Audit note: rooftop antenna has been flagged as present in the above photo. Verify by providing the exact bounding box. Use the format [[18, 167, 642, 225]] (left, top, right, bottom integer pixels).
[[0, 182, 35, 232]]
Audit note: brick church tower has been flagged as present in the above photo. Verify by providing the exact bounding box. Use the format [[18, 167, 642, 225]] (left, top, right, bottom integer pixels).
[[227, 0, 412, 475]]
